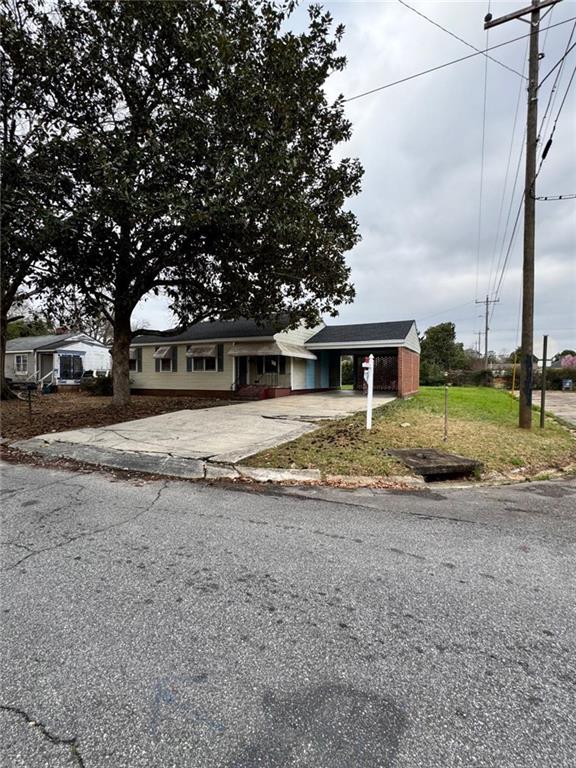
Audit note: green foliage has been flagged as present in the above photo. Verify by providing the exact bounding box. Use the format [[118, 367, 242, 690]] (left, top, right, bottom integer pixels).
[[36, 0, 363, 404], [420, 322, 469, 374], [500, 368, 575, 391], [79, 375, 113, 396], [0, 0, 67, 398], [341, 358, 353, 385], [420, 361, 446, 386], [6, 317, 54, 340]]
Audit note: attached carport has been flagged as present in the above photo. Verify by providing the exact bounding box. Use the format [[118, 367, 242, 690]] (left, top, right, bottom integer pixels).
[[305, 320, 420, 398]]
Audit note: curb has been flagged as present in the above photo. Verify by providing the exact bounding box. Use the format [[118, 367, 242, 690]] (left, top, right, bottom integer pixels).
[[8, 439, 576, 490], [10, 439, 322, 483]]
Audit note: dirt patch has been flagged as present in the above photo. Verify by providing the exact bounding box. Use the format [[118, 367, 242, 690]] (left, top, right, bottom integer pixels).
[[0, 390, 226, 442]]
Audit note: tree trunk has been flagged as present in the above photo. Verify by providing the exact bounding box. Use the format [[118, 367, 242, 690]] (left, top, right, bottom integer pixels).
[[111, 309, 132, 408], [0, 310, 18, 401]]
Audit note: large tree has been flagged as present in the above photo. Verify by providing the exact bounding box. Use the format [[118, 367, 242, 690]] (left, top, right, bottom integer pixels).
[[0, 0, 66, 398], [43, 0, 363, 406]]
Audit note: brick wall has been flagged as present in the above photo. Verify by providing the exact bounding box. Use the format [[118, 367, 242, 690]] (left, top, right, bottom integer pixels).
[[397, 348, 420, 397]]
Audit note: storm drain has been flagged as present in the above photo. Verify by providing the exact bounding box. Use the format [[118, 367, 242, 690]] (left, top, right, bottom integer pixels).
[[387, 448, 482, 482]]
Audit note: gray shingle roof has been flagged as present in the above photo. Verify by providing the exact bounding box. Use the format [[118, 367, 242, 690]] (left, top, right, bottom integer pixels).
[[6, 333, 108, 352], [306, 321, 415, 345], [6, 333, 75, 352], [131, 317, 291, 345]]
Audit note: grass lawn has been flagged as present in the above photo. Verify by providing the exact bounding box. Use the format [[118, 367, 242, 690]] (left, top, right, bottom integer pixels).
[[244, 387, 576, 479]]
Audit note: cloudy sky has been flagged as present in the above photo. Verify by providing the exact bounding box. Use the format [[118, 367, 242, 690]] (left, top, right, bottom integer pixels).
[[135, 0, 576, 357]]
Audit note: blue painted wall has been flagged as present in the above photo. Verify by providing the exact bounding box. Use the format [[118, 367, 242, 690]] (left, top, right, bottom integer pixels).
[[319, 352, 330, 388], [305, 359, 316, 389]]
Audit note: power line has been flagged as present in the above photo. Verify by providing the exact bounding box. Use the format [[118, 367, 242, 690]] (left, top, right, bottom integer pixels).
[[539, 37, 576, 89], [487, 40, 528, 297], [489, 23, 575, 315], [397, 0, 526, 79], [475, 10, 491, 302], [417, 300, 476, 323], [344, 16, 576, 103], [536, 61, 576, 179]]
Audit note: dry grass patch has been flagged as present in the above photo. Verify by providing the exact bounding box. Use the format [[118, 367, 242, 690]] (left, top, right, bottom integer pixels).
[[244, 387, 576, 479], [0, 390, 225, 442]]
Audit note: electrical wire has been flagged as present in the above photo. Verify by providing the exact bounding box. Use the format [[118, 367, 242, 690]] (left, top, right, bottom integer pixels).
[[535, 61, 576, 180], [489, 21, 575, 318], [396, 0, 526, 79], [486, 41, 529, 298], [343, 16, 576, 103], [475, 7, 491, 303]]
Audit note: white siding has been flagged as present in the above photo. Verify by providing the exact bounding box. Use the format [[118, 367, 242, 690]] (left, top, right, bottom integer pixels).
[[130, 343, 234, 391], [291, 358, 308, 390], [275, 320, 325, 346], [55, 341, 111, 382], [404, 323, 421, 354]]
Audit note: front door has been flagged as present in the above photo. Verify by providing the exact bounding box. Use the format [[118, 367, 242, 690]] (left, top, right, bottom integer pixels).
[[236, 356, 248, 386], [39, 353, 53, 380]]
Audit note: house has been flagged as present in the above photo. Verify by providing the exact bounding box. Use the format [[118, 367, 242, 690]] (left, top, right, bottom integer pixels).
[[5, 333, 111, 388], [130, 318, 420, 399]]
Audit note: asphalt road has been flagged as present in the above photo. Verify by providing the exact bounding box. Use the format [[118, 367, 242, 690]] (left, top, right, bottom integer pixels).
[[1, 463, 575, 768]]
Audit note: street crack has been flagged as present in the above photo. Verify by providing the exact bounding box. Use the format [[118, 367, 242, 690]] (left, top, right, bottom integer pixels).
[[1, 481, 169, 572], [0, 704, 85, 767]]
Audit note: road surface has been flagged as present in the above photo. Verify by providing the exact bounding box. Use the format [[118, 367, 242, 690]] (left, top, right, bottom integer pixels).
[[1, 462, 575, 767]]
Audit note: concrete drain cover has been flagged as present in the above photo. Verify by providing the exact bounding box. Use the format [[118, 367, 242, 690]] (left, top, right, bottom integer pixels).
[[386, 448, 482, 480]]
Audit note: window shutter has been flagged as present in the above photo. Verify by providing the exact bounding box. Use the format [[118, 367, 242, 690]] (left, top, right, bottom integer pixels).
[[217, 344, 224, 372], [257, 357, 264, 375], [171, 346, 178, 372], [137, 347, 143, 373], [186, 355, 192, 372], [155, 349, 160, 372]]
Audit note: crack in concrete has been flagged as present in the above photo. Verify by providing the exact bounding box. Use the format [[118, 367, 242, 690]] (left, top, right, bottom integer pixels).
[[0, 704, 85, 767], [1, 481, 169, 573]]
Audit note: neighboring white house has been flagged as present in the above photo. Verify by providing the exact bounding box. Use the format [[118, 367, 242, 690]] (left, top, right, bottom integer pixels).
[[5, 333, 111, 387]]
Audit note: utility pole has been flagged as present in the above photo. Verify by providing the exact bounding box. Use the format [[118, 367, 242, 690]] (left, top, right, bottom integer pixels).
[[484, 0, 563, 428], [475, 295, 499, 369]]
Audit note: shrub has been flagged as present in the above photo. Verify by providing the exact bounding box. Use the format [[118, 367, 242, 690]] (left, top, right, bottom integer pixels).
[[500, 367, 574, 391], [80, 375, 113, 396]]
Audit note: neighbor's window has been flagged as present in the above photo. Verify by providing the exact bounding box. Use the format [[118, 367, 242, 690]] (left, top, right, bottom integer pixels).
[[59, 354, 83, 380], [129, 347, 142, 372], [15, 355, 28, 373]]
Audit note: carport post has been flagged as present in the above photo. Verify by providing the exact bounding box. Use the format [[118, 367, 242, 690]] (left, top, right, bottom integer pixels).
[[363, 354, 374, 430]]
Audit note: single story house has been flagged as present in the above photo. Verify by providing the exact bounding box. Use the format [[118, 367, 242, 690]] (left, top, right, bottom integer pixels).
[[130, 318, 420, 399], [5, 333, 111, 387]]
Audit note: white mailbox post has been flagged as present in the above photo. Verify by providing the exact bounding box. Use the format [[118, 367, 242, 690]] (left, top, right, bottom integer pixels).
[[362, 354, 375, 430]]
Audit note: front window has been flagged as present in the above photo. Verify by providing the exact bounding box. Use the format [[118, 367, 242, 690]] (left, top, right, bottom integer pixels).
[[193, 357, 217, 372], [60, 354, 83, 380], [15, 355, 28, 374], [257, 356, 286, 375]]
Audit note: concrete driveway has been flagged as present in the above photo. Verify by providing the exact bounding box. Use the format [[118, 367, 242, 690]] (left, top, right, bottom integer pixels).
[[539, 391, 576, 427], [14, 391, 395, 470]]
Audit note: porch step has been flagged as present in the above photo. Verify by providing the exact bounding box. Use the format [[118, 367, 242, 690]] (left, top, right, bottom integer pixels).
[[235, 385, 269, 400]]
